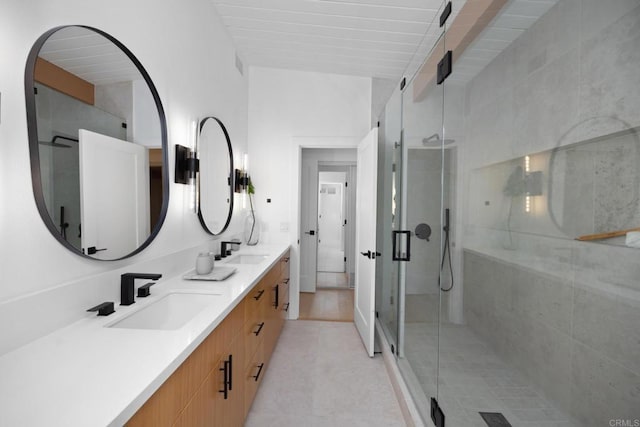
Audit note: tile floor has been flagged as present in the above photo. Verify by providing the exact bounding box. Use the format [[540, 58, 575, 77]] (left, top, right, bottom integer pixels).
[[403, 322, 581, 427], [245, 320, 406, 427]]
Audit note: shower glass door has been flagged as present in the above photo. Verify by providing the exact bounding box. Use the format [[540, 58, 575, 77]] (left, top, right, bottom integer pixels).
[[376, 85, 403, 354], [394, 29, 447, 422]]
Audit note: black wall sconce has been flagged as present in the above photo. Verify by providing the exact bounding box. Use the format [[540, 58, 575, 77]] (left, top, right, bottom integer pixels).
[[175, 144, 199, 184], [234, 169, 248, 193]]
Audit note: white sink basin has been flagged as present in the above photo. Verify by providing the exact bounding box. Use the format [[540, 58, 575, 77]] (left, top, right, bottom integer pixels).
[[107, 292, 221, 330], [223, 254, 268, 264]]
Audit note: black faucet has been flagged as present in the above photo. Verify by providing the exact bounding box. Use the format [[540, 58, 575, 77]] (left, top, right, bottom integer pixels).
[[220, 241, 236, 258], [121, 273, 162, 306]]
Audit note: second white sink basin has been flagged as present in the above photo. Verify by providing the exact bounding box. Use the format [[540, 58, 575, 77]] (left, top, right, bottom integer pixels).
[[223, 254, 268, 264], [107, 292, 221, 330]]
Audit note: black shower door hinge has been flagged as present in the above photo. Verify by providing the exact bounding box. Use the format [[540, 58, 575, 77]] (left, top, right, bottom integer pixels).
[[440, 2, 452, 27], [400, 77, 406, 90], [431, 398, 445, 427], [437, 51, 453, 85]]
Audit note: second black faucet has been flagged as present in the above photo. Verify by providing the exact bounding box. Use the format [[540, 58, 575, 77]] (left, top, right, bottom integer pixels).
[[220, 241, 237, 258]]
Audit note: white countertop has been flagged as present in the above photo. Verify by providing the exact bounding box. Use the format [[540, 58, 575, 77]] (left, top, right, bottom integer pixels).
[[0, 243, 289, 427]]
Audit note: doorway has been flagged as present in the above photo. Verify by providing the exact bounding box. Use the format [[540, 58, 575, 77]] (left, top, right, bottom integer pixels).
[[299, 148, 356, 322]]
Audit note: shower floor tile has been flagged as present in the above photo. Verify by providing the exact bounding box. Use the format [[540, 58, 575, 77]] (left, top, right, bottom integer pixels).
[[403, 322, 580, 427]]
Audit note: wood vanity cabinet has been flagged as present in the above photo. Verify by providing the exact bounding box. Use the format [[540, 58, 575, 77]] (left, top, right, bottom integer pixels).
[[126, 251, 289, 427]]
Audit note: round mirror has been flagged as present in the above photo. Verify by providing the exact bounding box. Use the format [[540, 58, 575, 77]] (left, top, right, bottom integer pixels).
[[197, 117, 233, 235], [548, 119, 640, 243], [25, 26, 168, 260]]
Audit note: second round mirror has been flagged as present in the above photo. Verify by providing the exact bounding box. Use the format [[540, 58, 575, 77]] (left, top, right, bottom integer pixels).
[[197, 117, 233, 235]]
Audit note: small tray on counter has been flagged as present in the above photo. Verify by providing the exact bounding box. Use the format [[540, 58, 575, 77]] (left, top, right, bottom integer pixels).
[[182, 266, 237, 281]]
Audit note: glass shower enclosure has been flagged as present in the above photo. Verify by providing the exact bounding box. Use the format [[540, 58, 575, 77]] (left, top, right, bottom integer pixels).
[[376, 0, 640, 426]]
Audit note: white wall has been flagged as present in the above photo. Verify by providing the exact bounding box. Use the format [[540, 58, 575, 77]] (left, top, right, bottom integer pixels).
[[247, 67, 371, 243], [0, 0, 248, 354]]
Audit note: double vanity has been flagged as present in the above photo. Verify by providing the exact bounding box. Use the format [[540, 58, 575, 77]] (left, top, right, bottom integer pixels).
[[0, 22, 290, 427], [0, 245, 290, 426]]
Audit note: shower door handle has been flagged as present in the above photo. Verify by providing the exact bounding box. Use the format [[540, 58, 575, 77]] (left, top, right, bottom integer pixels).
[[392, 230, 411, 261]]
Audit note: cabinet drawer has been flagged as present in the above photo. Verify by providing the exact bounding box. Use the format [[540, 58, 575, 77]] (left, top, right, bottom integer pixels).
[[243, 282, 267, 325], [280, 251, 290, 279], [243, 304, 267, 360], [243, 340, 265, 417], [281, 287, 290, 320]]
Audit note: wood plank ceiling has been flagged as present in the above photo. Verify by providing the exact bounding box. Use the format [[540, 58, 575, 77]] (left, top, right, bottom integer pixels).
[[211, 0, 458, 80], [212, 0, 559, 85], [38, 26, 141, 86], [38, 1, 560, 89]]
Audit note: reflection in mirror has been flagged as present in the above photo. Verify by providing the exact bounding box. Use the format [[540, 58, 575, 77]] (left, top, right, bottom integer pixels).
[[25, 26, 168, 260], [197, 117, 233, 235], [549, 126, 640, 244], [467, 124, 640, 249]]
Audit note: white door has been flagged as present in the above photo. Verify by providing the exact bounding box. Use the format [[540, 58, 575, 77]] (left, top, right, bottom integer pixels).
[[354, 128, 378, 357], [300, 153, 319, 292], [317, 181, 345, 272], [79, 129, 149, 259]]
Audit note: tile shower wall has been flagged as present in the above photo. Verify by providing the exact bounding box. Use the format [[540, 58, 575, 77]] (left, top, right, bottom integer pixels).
[[460, 0, 640, 425], [463, 250, 640, 425], [406, 149, 448, 296]]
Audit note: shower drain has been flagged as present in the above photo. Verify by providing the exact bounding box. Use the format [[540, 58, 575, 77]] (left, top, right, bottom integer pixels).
[[479, 412, 512, 427]]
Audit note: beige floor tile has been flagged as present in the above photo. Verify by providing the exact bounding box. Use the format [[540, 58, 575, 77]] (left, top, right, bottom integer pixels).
[[246, 320, 406, 426]]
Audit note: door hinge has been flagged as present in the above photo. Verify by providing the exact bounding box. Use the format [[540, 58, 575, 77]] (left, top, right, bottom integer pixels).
[[345, 181, 348, 187], [344, 256, 347, 262], [400, 77, 406, 90], [431, 398, 445, 427], [437, 50, 453, 85], [391, 344, 395, 354], [440, 1, 452, 27], [375, 311, 379, 318]]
